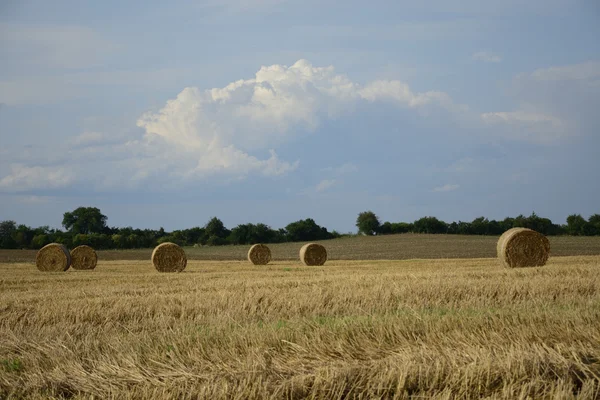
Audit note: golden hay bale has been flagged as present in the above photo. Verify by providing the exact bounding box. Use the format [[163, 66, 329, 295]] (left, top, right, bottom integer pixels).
[[299, 243, 327, 266], [151, 242, 187, 272], [70, 245, 98, 270], [247, 244, 272, 265], [36, 243, 71, 272], [497, 227, 550, 268]]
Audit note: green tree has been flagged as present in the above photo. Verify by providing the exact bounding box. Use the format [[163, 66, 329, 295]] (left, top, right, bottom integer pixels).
[[356, 211, 381, 235], [285, 218, 331, 242], [589, 214, 600, 236], [62, 207, 107, 234], [470, 217, 490, 235], [413, 216, 448, 234], [0, 220, 18, 249], [111, 234, 128, 249], [14, 224, 34, 248], [566, 214, 587, 236], [204, 217, 229, 239], [31, 234, 50, 249]]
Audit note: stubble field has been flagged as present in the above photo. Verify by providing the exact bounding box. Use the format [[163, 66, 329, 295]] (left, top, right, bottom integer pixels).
[[1, 235, 600, 399]]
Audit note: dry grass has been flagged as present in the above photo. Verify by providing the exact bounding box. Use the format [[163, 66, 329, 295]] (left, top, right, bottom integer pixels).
[[1, 256, 600, 399], [3, 234, 600, 263]]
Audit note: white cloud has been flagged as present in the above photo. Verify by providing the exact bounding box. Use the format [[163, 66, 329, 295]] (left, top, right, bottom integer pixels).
[[132, 59, 465, 185], [472, 51, 502, 63], [0, 165, 75, 192], [433, 184, 459, 192], [529, 61, 600, 82], [315, 179, 336, 192], [358, 80, 467, 112], [481, 111, 567, 143], [0, 59, 491, 192]]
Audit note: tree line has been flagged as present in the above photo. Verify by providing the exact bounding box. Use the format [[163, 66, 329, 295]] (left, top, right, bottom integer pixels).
[[0, 207, 599, 250], [0, 207, 339, 250], [356, 211, 600, 237]]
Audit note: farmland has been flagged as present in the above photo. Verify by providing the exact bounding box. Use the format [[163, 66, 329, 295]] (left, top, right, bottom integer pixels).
[[1, 235, 600, 398], [2, 233, 600, 263]]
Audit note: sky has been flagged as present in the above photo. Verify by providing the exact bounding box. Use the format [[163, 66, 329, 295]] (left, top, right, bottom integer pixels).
[[0, 0, 599, 233]]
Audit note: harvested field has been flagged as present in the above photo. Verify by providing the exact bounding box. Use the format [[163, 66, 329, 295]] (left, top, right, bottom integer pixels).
[[2, 234, 600, 263], [1, 255, 600, 399]]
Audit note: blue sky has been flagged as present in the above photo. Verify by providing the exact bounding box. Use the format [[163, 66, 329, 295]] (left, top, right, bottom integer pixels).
[[0, 0, 599, 233]]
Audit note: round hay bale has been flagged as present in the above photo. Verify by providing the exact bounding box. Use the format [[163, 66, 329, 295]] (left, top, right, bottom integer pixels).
[[151, 242, 187, 272], [70, 245, 98, 270], [247, 244, 272, 265], [497, 227, 550, 268], [299, 243, 327, 266], [36, 243, 71, 272]]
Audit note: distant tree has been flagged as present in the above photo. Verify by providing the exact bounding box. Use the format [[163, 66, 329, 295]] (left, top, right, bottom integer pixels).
[[0, 220, 18, 249], [413, 216, 448, 234], [62, 207, 107, 234], [205, 235, 227, 246], [356, 211, 381, 235], [182, 227, 205, 245], [14, 224, 34, 248], [500, 217, 515, 232], [589, 214, 600, 236], [204, 217, 229, 239], [379, 221, 412, 235], [111, 234, 127, 249], [228, 224, 251, 245], [566, 214, 587, 236], [72, 234, 92, 247], [157, 235, 185, 246], [470, 217, 490, 235], [285, 218, 331, 242], [31, 234, 50, 249]]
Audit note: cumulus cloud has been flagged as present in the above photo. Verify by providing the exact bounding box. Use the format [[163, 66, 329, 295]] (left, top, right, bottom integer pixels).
[[358, 80, 468, 112], [133, 59, 465, 186], [0, 59, 518, 193], [137, 59, 464, 150], [433, 184, 459, 192], [0, 165, 75, 192], [471, 51, 502, 63]]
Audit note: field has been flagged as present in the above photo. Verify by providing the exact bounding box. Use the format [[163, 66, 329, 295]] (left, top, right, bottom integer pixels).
[[2, 233, 600, 263], [1, 235, 600, 399]]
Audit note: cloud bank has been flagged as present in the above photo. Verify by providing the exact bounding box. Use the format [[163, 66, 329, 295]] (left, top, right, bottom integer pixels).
[[0, 59, 585, 194]]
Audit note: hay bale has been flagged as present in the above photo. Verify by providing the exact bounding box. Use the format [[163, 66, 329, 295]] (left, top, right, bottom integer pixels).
[[151, 242, 187, 272], [36, 243, 71, 272], [70, 245, 98, 270], [497, 227, 550, 268], [299, 243, 327, 266], [247, 244, 272, 265]]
